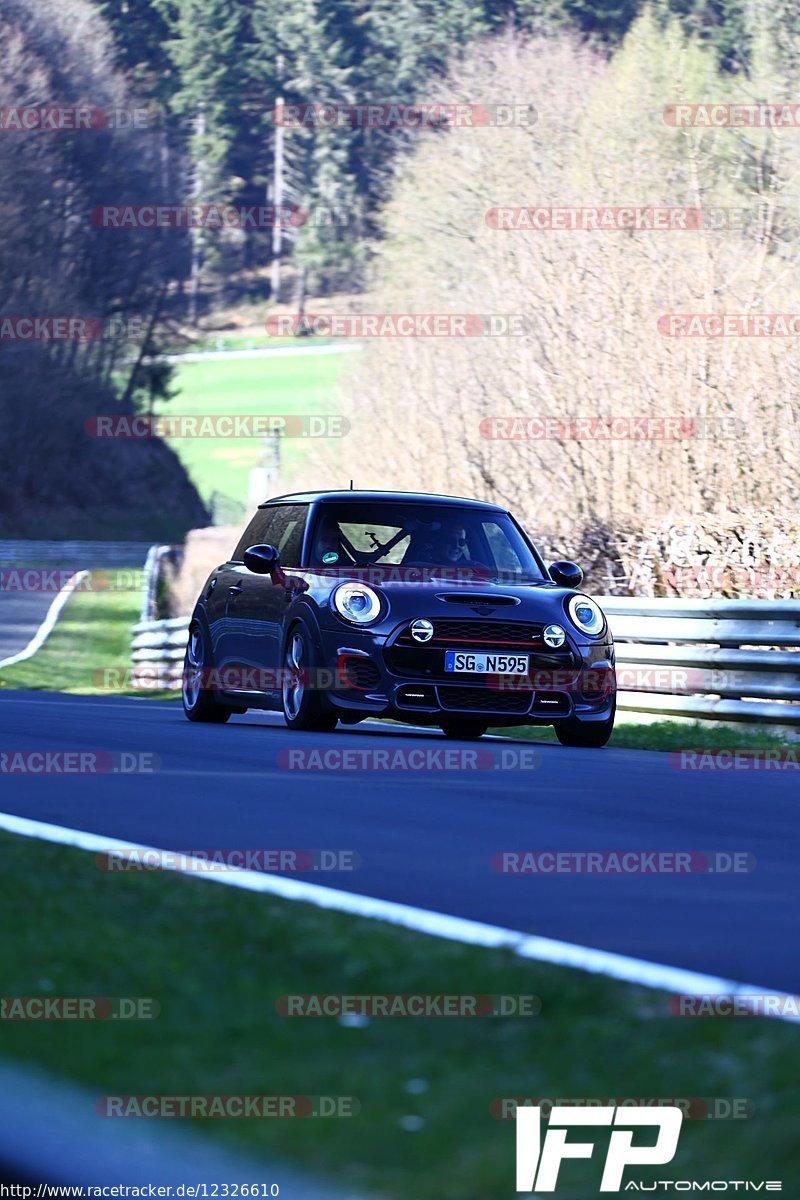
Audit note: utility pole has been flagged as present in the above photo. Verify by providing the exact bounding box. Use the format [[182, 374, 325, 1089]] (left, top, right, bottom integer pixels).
[[270, 56, 285, 301], [248, 435, 282, 508], [188, 104, 206, 327]]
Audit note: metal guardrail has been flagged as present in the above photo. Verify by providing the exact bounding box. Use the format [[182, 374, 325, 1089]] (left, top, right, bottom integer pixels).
[[140, 543, 171, 623], [130, 616, 189, 689], [597, 596, 800, 724], [132, 561, 800, 724], [0, 540, 154, 566]]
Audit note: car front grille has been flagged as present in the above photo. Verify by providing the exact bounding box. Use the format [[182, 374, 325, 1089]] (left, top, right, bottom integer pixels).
[[395, 619, 546, 648], [338, 656, 381, 691], [436, 685, 534, 714], [387, 619, 574, 682]]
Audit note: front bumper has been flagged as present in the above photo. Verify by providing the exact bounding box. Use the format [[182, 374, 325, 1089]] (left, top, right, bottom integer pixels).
[[319, 623, 615, 726]]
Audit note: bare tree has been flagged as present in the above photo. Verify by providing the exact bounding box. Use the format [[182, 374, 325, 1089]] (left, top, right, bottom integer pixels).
[[302, 20, 800, 593]]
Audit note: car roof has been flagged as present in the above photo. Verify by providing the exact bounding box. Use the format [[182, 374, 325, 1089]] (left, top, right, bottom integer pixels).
[[258, 489, 506, 512]]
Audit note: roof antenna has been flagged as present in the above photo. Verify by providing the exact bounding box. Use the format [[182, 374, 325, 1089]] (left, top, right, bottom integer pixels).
[[349, 479, 354, 490]]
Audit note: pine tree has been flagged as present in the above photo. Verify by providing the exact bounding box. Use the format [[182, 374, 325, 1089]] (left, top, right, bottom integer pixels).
[[253, 0, 362, 292], [154, 0, 252, 168], [96, 0, 178, 106]]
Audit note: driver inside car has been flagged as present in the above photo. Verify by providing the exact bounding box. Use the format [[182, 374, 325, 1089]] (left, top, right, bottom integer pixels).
[[411, 520, 491, 579], [436, 521, 470, 565]]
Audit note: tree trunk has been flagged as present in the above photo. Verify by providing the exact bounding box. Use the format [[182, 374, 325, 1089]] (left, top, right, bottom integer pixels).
[[270, 95, 285, 301]]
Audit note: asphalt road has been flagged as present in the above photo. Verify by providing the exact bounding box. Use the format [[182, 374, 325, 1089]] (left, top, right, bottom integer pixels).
[[0, 592, 58, 662], [0, 542, 151, 662], [0, 690, 796, 992]]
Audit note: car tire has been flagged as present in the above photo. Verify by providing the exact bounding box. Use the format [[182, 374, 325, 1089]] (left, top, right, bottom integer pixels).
[[182, 621, 231, 723], [554, 701, 615, 748], [282, 621, 338, 732], [439, 720, 488, 740]]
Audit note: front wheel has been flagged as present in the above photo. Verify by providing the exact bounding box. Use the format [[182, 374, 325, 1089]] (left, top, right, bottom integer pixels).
[[555, 703, 615, 748], [282, 623, 338, 732], [440, 720, 488, 741], [182, 622, 231, 723]]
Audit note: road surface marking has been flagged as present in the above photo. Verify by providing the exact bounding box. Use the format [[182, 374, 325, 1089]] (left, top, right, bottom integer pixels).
[[0, 572, 89, 669], [0, 808, 794, 1023]]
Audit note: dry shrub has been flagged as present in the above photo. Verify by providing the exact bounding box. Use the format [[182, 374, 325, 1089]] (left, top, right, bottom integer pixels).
[[166, 526, 239, 617], [304, 20, 800, 593]]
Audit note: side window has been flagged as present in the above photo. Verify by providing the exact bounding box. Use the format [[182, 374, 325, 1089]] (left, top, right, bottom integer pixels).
[[232, 509, 276, 561], [268, 504, 309, 567]]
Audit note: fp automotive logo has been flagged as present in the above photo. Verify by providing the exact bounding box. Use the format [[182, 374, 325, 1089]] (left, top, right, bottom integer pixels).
[[515, 1105, 683, 1192]]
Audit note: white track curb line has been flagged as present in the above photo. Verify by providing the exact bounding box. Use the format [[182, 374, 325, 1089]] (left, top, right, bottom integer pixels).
[[140, 544, 171, 624], [0, 571, 90, 669], [0, 811, 796, 1023]]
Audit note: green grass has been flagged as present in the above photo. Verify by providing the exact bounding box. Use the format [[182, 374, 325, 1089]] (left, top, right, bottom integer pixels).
[[156, 351, 348, 508], [169, 333, 336, 353], [0, 574, 172, 698], [0, 831, 798, 1198], [494, 719, 798, 752]]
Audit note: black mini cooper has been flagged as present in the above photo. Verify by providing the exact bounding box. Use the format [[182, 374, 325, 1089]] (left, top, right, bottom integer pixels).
[[182, 490, 616, 746]]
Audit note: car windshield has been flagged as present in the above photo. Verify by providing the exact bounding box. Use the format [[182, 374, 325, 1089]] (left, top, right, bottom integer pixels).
[[308, 502, 546, 583]]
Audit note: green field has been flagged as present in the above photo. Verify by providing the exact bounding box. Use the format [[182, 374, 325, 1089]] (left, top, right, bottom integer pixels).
[[0, 576, 172, 698], [155, 349, 350, 511], [1, 830, 798, 1199], [170, 333, 336, 353]]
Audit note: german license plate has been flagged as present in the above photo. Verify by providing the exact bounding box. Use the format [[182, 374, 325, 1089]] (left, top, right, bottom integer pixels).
[[444, 650, 529, 674]]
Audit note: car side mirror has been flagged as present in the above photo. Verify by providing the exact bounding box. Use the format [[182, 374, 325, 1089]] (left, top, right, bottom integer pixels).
[[244, 544, 280, 575], [549, 560, 583, 589]]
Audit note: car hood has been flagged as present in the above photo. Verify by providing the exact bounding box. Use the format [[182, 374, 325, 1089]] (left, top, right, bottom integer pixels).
[[304, 568, 567, 595], [301, 569, 607, 641]]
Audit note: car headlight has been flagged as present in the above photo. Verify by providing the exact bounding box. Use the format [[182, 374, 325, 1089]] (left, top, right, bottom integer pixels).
[[332, 582, 383, 625], [567, 595, 606, 637]]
